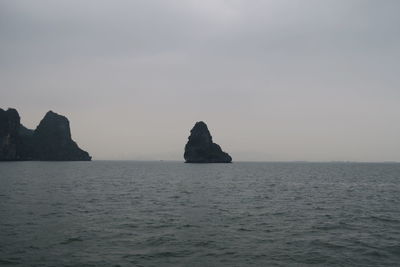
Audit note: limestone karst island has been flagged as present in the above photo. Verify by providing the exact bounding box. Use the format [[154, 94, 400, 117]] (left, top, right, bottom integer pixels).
[[184, 121, 232, 163], [1, 109, 232, 163], [0, 108, 91, 161]]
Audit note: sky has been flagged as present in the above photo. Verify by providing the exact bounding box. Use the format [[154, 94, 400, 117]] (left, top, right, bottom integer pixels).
[[1, 0, 400, 161]]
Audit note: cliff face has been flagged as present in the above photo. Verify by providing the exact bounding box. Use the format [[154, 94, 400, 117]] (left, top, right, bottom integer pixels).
[[184, 121, 232, 163], [0, 108, 21, 160], [0, 108, 91, 161]]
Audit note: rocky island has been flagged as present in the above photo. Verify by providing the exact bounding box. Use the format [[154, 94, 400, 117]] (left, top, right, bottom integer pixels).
[[0, 108, 91, 161], [184, 121, 232, 163]]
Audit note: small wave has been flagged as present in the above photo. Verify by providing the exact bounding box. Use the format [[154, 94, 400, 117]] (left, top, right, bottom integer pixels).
[[194, 240, 216, 247], [119, 222, 139, 229], [370, 215, 400, 223], [0, 259, 20, 265], [363, 249, 389, 258], [238, 227, 253, 232], [60, 237, 83, 245], [383, 245, 400, 256], [127, 250, 191, 260], [177, 224, 199, 229]]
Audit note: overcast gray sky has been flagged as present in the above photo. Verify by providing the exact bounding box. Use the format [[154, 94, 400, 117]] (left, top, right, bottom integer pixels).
[[1, 0, 400, 161]]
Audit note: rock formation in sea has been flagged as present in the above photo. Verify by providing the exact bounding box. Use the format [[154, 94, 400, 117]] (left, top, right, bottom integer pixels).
[[184, 121, 232, 163], [0, 108, 91, 161], [0, 108, 21, 160]]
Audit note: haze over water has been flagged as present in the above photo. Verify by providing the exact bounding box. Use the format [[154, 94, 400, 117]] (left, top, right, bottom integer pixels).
[[2, 0, 400, 162], [1, 161, 400, 266]]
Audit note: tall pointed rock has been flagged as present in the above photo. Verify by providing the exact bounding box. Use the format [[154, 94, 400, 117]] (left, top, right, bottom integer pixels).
[[184, 121, 232, 163], [33, 111, 91, 161]]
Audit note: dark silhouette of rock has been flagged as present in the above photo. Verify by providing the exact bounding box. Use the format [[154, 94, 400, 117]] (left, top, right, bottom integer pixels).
[[33, 111, 91, 161], [0, 108, 22, 160], [0, 108, 91, 161], [184, 121, 232, 163]]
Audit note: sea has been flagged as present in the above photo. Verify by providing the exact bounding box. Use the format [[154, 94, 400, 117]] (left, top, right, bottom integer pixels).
[[0, 161, 400, 266]]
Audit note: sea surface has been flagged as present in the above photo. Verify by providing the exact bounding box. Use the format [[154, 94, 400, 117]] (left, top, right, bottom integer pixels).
[[1, 161, 400, 266]]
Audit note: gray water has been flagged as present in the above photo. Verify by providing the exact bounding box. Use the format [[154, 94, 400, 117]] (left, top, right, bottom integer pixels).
[[1, 161, 400, 266]]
